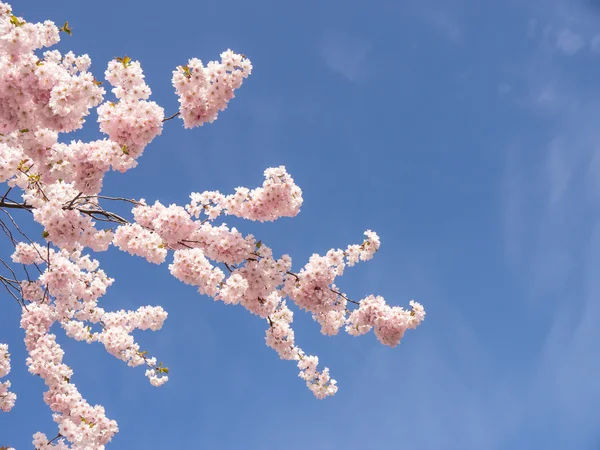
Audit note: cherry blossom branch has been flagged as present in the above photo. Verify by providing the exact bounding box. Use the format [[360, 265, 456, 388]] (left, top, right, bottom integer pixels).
[[78, 209, 128, 224], [327, 287, 360, 306], [0, 200, 128, 225], [78, 195, 144, 205], [0, 2, 424, 445]]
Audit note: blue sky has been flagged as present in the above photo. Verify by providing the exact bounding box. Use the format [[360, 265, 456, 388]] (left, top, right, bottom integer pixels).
[[2, 0, 600, 448]]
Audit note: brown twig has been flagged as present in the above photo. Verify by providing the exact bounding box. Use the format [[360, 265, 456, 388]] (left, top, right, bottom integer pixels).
[[162, 111, 181, 122]]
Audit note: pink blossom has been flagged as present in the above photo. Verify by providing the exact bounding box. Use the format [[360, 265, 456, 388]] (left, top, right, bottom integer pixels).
[[0, 343, 16, 412], [172, 50, 252, 128]]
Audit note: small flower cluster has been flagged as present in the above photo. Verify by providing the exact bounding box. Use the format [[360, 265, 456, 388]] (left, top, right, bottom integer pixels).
[[0, 43, 104, 135], [132, 201, 197, 246], [0, 6, 59, 55], [113, 223, 167, 264], [265, 302, 337, 398], [22, 304, 119, 448], [98, 58, 164, 165], [0, 343, 16, 412], [189, 223, 253, 265], [283, 230, 386, 336], [187, 166, 303, 222], [49, 139, 117, 195], [172, 49, 252, 128], [12, 244, 169, 445], [346, 296, 425, 347], [169, 248, 225, 297]]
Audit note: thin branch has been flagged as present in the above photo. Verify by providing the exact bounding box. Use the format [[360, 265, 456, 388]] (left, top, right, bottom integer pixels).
[[64, 192, 83, 209], [162, 111, 181, 122], [0, 276, 23, 307], [1, 186, 12, 203], [81, 195, 144, 206], [0, 200, 128, 225], [285, 271, 299, 281], [0, 217, 39, 277], [0, 257, 19, 283], [328, 287, 360, 306], [78, 209, 128, 224], [0, 208, 47, 266], [47, 434, 62, 445]]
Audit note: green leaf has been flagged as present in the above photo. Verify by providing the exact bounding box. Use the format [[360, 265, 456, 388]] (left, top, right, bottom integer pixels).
[[10, 14, 25, 27], [59, 21, 72, 35], [18, 129, 29, 133], [179, 64, 192, 78], [116, 56, 132, 67], [121, 145, 129, 155], [256, 240, 262, 249]]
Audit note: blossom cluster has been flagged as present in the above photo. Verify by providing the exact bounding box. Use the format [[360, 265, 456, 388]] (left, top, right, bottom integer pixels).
[[97, 58, 164, 167], [22, 304, 119, 448], [11, 243, 169, 446], [187, 166, 303, 222], [346, 296, 426, 347], [265, 302, 337, 398], [282, 230, 384, 336], [172, 49, 252, 128], [0, 343, 16, 412]]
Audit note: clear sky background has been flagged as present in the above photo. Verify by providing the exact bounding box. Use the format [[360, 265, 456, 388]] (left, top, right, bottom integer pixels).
[[2, 0, 600, 448]]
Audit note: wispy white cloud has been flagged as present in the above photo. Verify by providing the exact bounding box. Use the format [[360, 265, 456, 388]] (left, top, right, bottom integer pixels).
[[320, 32, 369, 82], [528, 18, 538, 38], [429, 11, 462, 42], [556, 29, 585, 55], [591, 33, 600, 52], [528, 0, 600, 56], [497, 2, 600, 443], [545, 137, 575, 204], [501, 145, 525, 271], [497, 83, 512, 95], [556, 29, 585, 56]]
